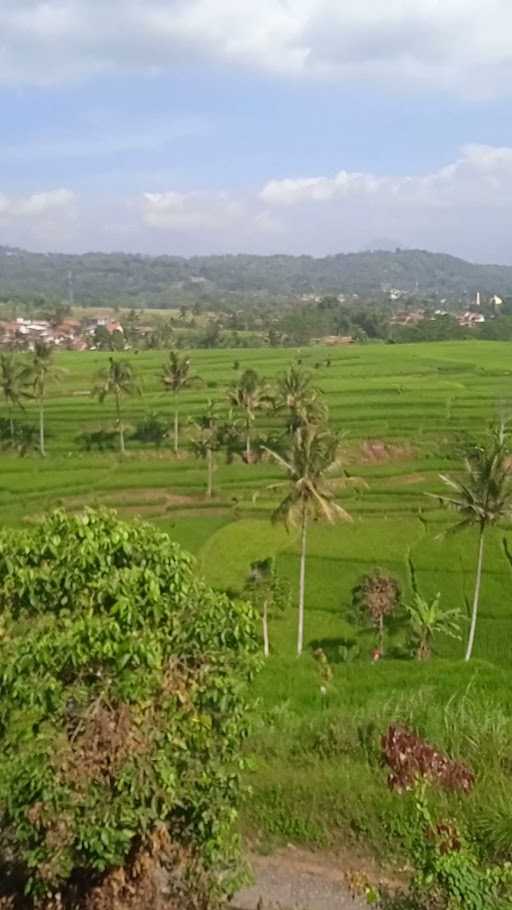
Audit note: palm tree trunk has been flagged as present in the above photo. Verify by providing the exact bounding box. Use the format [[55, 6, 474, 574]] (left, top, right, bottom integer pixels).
[[207, 448, 213, 498], [39, 397, 46, 457], [9, 405, 14, 443], [174, 405, 179, 455], [297, 512, 308, 657], [245, 416, 251, 460], [115, 390, 125, 455], [465, 525, 485, 661], [262, 600, 270, 658]]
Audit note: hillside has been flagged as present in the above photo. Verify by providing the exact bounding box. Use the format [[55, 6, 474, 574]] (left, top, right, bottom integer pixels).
[[1, 245, 512, 306]]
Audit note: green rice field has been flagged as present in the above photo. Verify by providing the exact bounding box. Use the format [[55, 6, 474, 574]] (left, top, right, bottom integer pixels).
[[4, 339, 512, 856]]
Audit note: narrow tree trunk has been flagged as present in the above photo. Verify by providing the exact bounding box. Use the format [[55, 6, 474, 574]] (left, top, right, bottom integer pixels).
[[378, 614, 385, 656], [207, 448, 213, 498], [465, 526, 485, 661], [417, 636, 430, 661], [39, 398, 46, 457], [245, 415, 251, 461], [297, 512, 308, 657], [9, 406, 14, 443], [116, 391, 125, 455], [262, 600, 270, 658], [174, 406, 179, 455]]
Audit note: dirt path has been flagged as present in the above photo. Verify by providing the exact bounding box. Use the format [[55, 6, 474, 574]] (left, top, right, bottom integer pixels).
[[232, 847, 369, 909]]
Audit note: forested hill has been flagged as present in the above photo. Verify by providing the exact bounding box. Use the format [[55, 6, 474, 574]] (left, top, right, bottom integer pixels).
[[1, 245, 512, 305]]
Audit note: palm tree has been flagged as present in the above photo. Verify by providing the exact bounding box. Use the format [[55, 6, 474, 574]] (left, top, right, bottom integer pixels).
[[227, 368, 272, 462], [190, 401, 220, 499], [161, 352, 201, 455], [265, 424, 351, 656], [94, 357, 139, 454], [0, 353, 31, 442], [275, 365, 327, 434], [431, 420, 512, 661], [21, 342, 61, 457]]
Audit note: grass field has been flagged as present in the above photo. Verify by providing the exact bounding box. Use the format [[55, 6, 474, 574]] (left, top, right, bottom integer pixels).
[[3, 339, 512, 864]]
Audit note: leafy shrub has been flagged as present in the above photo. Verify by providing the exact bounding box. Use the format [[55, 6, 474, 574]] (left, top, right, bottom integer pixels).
[[0, 509, 258, 906], [77, 426, 118, 451], [336, 638, 361, 663], [0, 418, 41, 456], [394, 789, 512, 910], [131, 412, 168, 447], [380, 727, 512, 910], [404, 592, 463, 660], [381, 725, 475, 794]]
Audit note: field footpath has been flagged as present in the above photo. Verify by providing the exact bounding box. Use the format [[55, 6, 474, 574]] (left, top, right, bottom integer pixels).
[[233, 847, 369, 909]]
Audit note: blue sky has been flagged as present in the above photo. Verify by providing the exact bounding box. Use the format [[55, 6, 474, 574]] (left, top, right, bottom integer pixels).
[[2, 1, 512, 261]]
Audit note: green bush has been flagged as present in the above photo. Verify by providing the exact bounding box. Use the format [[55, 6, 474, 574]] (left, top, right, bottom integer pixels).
[[131, 412, 168, 447], [393, 786, 512, 910], [0, 509, 258, 905]]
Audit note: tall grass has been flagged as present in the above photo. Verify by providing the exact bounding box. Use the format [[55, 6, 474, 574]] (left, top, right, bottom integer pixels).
[[245, 686, 512, 860]]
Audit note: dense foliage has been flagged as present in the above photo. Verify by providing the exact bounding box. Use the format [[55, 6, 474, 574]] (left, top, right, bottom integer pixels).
[[2, 246, 512, 306], [0, 509, 258, 905], [380, 728, 512, 909]]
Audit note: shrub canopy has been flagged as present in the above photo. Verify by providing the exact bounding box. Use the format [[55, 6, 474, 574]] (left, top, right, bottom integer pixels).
[[0, 509, 258, 903]]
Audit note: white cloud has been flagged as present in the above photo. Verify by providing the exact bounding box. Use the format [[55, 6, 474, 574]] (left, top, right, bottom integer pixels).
[[0, 189, 75, 219], [4, 145, 512, 262], [143, 191, 245, 231], [2, 1, 512, 95], [261, 172, 384, 206], [260, 145, 512, 210], [137, 144, 512, 260]]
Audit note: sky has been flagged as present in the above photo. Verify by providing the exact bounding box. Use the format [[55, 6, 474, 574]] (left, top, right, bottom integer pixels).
[[2, 0, 512, 261]]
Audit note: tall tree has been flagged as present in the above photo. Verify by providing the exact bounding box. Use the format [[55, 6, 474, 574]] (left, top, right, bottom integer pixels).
[[94, 356, 139, 455], [265, 424, 351, 656], [161, 352, 201, 455], [0, 353, 31, 442], [228, 368, 272, 462], [22, 342, 61, 457], [275, 365, 327, 434], [191, 401, 221, 499], [432, 420, 512, 661]]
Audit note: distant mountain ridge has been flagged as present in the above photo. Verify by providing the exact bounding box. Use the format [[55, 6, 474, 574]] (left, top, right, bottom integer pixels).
[[1, 245, 511, 304]]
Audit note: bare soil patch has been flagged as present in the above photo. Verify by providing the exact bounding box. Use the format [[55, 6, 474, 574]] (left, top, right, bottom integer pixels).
[[378, 472, 429, 487], [359, 440, 417, 464], [232, 845, 406, 910], [61, 489, 199, 512]]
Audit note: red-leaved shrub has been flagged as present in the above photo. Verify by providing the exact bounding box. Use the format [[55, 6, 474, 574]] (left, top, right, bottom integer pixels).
[[381, 725, 475, 794]]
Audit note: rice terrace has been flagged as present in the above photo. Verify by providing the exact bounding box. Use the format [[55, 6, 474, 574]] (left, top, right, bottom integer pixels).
[[3, 337, 512, 908]]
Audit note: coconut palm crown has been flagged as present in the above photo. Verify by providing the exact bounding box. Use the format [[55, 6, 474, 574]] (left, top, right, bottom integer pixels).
[[265, 423, 351, 655], [0, 353, 32, 441], [21, 342, 62, 457], [275, 364, 327, 433], [161, 352, 201, 454], [227, 368, 273, 461], [94, 357, 139, 454], [431, 419, 512, 660]]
